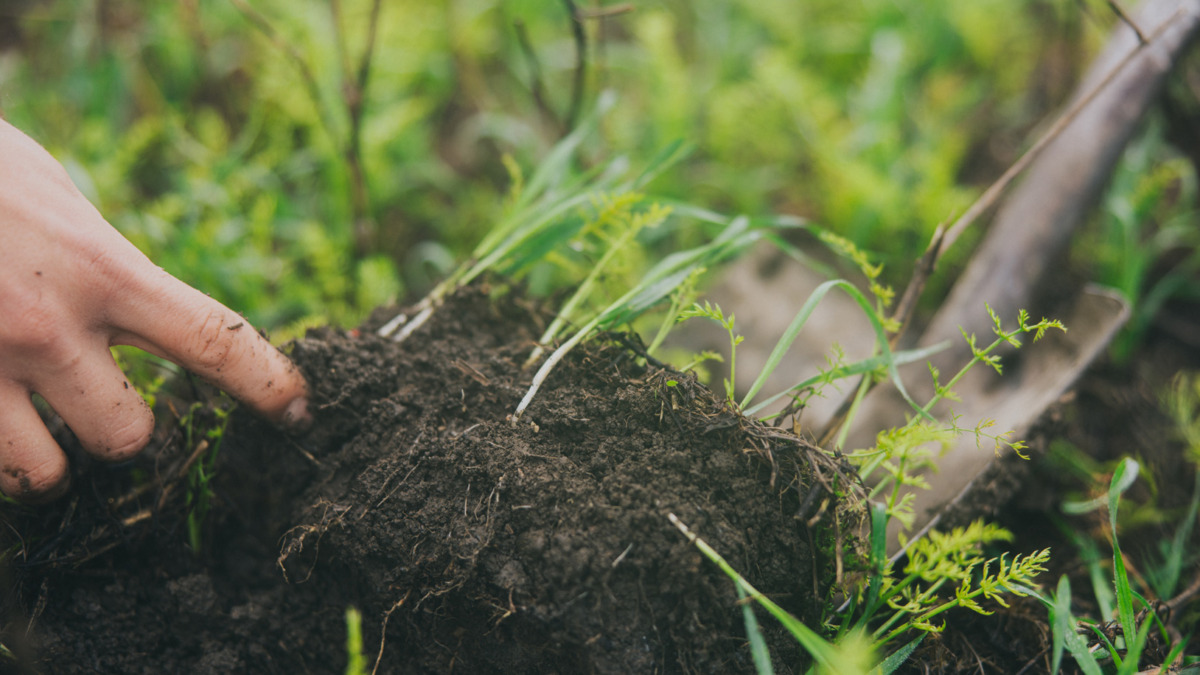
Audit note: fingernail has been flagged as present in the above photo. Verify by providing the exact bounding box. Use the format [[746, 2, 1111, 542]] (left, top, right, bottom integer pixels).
[[282, 396, 312, 433]]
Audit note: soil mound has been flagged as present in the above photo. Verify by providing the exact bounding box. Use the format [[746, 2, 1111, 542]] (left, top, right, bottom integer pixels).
[[0, 282, 863, 673]]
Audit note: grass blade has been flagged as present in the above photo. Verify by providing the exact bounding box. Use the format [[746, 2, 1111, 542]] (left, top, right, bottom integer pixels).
[[1115, 616, 1153, 675], [738, 279, 928, 420], [1040, 574, 1103, 675], [668, 513, 869, 675], [873, 634, 923, 675], [738, 585, 775, 675], [856, 501, 890, 630], [1153, 467, 1200, 598], [515, 89, 616, 213], [597, 215, 762, 327], [1050, 575, 1070, 675], [465, 189, 599, 286], [1108, 458, 1140, 645], [628, 139, 693, 190], [745, 342, 949, 418]]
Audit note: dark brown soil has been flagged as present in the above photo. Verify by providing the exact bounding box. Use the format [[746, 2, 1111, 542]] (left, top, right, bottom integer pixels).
[[0, 282, 864, 674]]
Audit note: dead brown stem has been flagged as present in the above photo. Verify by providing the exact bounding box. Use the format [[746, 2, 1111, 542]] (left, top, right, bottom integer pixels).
[[1107, 0, 1148, 44], [231, 0, 381, 258], [561, 0, 587, 132], [936, 7, 1185, 262], [890, 225, 946, 347], [515, 18, 563, 133]]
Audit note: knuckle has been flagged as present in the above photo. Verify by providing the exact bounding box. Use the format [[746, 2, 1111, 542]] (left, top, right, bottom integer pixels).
[[0, 292, 67, 357], [187, 309, 241, 374], [84, 246, 143, 292]]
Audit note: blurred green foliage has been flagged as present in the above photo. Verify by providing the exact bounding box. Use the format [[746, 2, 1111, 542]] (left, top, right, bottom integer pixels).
[[1074, 117, 1200, 362], [1, 0, 1186, 340]]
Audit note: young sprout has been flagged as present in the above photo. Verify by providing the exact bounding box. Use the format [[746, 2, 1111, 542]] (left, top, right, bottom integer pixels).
[[512, 216, 762, 424], [524, 196, 671, 368], [678, 301, 743, 405]]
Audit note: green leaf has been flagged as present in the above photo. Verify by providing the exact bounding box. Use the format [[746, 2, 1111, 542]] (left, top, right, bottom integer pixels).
[[873, 635, 923, 675], [1115, 616, 1153, 675], [1108, 458, 1140, 644], [629, 139, 694, 190], [516, 90, 616, 212], [852, 502, 891, 632], [1049, 576, 1070, 675], [738, 279, 928, 420], [739, 585, 775, 675], [668, 513, 866, 674], [745, 342, 949, 417], [1044, 575, 1103, 675]]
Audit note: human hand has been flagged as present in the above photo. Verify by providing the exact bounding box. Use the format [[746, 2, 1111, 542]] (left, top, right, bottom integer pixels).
[[0, 119, 310, 501]]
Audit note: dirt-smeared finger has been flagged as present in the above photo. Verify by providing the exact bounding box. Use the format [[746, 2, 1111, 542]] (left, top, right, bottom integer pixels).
[[0, 382, 70, 501], [114, 273, 310, 429], [34, 343, 155, 461]]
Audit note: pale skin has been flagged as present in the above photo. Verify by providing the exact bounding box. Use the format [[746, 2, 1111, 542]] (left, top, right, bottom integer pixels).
[[0, 118, 310, 502]]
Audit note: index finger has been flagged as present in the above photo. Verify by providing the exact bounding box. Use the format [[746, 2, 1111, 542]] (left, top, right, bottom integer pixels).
[[113, 269, 311, 430]]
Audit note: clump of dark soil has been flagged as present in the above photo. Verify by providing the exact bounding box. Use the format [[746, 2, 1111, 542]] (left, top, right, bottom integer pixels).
[[0, 282, 864, 673]]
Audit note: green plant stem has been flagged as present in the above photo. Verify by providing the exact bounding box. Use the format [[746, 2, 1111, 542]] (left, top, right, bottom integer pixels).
[[514, 314, 601, 422], [526, 226, 640, 367], [914, 336, 1004, 419], [835, 375, 873, 451], [725, 319, 739, 404], [646, 286, 688, 356]]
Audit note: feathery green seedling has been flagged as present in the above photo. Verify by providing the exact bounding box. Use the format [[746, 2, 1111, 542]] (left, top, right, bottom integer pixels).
[[678, 301, 744, 405], [830, 500, 1049, 647], [923, 306, 1064, 419], [668, 305, 1064, 668], [850, 307, 1064, 516], [868, 521, 1049, 644]]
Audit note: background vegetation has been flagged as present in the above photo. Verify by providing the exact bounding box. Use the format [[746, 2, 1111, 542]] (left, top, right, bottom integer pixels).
[[5, 0, 1192, 339]]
